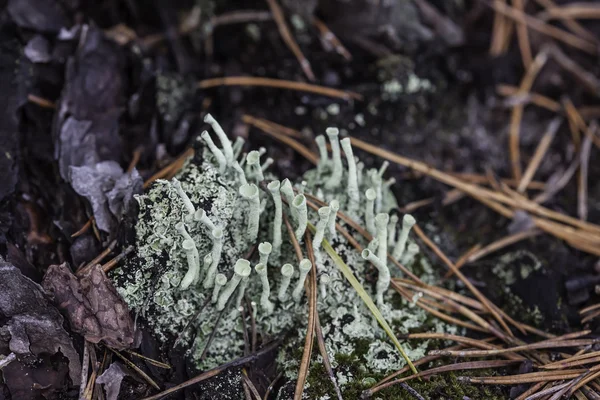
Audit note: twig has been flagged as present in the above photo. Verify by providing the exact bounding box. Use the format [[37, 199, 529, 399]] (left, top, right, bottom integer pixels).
[[265, 0, 315, 81], [199, 76, 362, 101], [27, 94, 56, 108], [100, 245, 134, 273], [79, 341, 90, 399]]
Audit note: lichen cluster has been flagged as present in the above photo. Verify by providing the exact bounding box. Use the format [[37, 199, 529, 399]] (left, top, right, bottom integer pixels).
[[113, 115, 460, 397]]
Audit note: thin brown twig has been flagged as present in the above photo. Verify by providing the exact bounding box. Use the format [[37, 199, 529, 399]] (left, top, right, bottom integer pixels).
[[199, 76, 362, 100], [265, 0, 315, 81], [27, 94, 56, 108]]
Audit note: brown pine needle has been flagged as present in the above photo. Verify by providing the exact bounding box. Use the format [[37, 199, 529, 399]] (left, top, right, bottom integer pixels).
[[509, 49, 548, 181], [413, 224, 516, 337], [313, 17, 352, 60], [489, 0, 512, 55], [578, 123, 594, 221], [430, 338, 597, 357], [580, 303, 600, 315], [27, 94, 56, 108], [533, 0, 600, 44], [294, 230, 317, 400], [538, 3, 600, 21], [517, 117, 561, 192], [199, 76, 362, 101], [371, 360, 521, 393], [265, 0, 315, 81], [124, 350, 171, 369], [77, 240, 117, 275], [243, 114, 319, 165], [542, 354, 600, 370], [483, 0, 598, 54], [110, 348, 160, 390], [497, 84, 561, 112], [446, 229, 542, 278], [459, 369, 587, 384], [71, 217, 94, 238], [144, 148, 194, 189], [512, 0, 532, 68], [349, 136, 600, 252]]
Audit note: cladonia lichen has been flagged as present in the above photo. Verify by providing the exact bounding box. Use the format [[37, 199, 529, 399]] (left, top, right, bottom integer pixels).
[[112, 114, 460, 397]]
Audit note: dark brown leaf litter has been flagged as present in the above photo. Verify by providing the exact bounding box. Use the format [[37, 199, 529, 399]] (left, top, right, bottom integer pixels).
[[42, 262, 135, 350], [0, 256, 81, 393]]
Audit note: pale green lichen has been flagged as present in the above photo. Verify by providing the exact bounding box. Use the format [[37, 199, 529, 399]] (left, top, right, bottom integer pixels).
[[113, 115, 461, 397]]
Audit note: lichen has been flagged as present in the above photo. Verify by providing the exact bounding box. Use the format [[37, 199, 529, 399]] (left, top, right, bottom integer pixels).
[[112, 116, 463, 396]]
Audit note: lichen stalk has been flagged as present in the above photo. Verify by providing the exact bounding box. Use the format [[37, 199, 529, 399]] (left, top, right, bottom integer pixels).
[[327, 199, 339, 238], [180, 239, 200, 289], [194, 209, 215, 231], [216, 259, 251, 311], [172, 178, 195, 217], [239, 183, 261, 242], [365, 188, 377, 236], [175, 221, 193, 242], [312, 206, 331, 272], [232, 136, 245, 160], [203, 227, 224, 289], [201, 131, 227, 173], [278, 263, 295, 301], [255, 263, 274, 314], [232, 162, 247, 185], [361, 249, 390, 306], [401, 243, 420, 265], [235, 275, 249, 309], [261, 157, 274, 171], [293, 194, 307, 241], [340, 138, 360, 210], [204, 114, 234, 165], [325, 128, 343, 189], [280, 179, 297, 220], [292, 258, 312, 302], [315, 135, 328, 172], [258, 242, 272, 266], [268, 180, 283, 258], [211, 273, 227, 303], [375, 213, 389, 266], [392, 214, 416, 260], [245, 150, 264, 181]]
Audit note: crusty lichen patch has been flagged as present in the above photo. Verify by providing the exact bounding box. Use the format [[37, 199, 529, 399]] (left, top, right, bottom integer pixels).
[[112, 118, 464, 396]]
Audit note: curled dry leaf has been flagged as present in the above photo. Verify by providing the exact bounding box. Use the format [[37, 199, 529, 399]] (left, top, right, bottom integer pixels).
[[42, 262, 135, 350]]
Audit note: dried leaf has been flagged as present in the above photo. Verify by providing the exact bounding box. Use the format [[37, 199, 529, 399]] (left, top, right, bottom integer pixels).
[[0, 257, 81, 386], [42, 262, 135, 349]]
